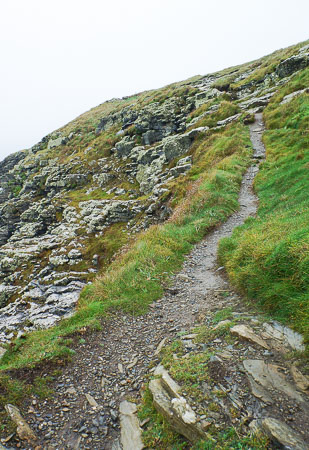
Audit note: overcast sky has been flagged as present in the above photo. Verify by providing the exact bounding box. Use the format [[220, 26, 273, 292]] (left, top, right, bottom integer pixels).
[[0, 0, 308, 162]]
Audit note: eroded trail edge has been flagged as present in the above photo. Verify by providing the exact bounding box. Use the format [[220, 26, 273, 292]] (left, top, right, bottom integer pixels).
[[8, 115, 309, 449]]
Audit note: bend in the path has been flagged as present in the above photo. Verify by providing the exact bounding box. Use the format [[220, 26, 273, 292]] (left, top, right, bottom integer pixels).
[[189, 113, 265, 296], [18, 115, 266, 450]]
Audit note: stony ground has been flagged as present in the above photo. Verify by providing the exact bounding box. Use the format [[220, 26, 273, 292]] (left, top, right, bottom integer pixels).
[[2, 115, 309, 449]]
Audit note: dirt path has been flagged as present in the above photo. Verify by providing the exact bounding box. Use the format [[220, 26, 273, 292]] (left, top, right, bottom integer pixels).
[[5, 115, 309, 449]]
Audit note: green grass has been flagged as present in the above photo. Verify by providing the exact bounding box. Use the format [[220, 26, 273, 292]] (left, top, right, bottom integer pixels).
[[212, 307, 234, 324], [218, 68, 309, 345], [192, 429, 269, 449], [0, 122, 251, 372]]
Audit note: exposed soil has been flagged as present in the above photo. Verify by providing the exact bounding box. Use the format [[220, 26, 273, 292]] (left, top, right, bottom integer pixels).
[[2, 114, 309, 449]]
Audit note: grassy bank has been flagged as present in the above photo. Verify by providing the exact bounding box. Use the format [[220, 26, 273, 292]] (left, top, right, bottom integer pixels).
[[218, 68, 309, 345], [0, 122, 251, 374]]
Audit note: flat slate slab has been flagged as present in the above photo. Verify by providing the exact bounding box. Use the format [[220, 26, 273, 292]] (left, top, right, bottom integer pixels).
[[119, 401, 144, 450], [291, 365, 309, 393], [263, 322, 305, 351], [230, 324, 269, 349], [243, 359, 304, 403], [247, 376, 273, 404], [262, 417, 307, 450]]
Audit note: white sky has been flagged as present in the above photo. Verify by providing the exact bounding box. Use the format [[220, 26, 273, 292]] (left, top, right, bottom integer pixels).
[[0, 0, 308, 161]]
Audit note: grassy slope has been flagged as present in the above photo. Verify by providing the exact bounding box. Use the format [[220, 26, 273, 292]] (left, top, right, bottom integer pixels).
[[0, 122, 251, 433], [0, 123, 251, 372], [218, 67, 309, 345], [136, 68, 309, 449], [1, 39, 308, 437]]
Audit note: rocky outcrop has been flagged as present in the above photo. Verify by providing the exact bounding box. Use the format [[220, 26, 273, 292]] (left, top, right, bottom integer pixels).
[[114, 127, 207, 194], [280, 87, 309, 104], [96, 96, 194, 146], [194, 88, 221, 107], [239, 92, 275, 110], [80, 200, 143, 232], [276, 53, 309, 78], [243, 359, 304, 403]]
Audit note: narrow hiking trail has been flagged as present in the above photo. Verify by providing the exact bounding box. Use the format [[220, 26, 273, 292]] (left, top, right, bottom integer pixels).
[[6, 114, 309, 449]]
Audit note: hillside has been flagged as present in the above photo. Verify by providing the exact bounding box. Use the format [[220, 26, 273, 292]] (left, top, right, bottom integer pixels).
[[0, 40, 308, 449]]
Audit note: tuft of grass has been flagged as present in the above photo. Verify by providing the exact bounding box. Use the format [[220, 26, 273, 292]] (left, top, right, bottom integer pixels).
[[161, 346, 211, 402], [218, 68, 309, 346], [82, 222, 130, 272], [212, 308, 234, 324], [192, 428, 269, 449]]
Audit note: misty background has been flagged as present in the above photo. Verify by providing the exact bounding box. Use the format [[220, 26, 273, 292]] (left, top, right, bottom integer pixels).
[[0, 0, 308, 161]]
